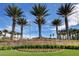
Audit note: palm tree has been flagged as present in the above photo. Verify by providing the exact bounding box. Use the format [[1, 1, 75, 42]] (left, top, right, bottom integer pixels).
[[57, 3, 75, 39], [30, 4, 49, 38], [34, 18, 45, 38], [49, 34, 52, 39], [51, 19, 61, 39], [3, 29, 8, 38], [5, 4, 24, 40], [0, 31, 2, 37], [57, 3, 75, 31], [17, 18, 28, 39]]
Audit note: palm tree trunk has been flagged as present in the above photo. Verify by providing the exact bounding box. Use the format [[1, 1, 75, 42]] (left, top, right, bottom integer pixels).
[[4, 33, 6, 38], [78, 32, 79, 39], [77, 32, 78, 40], [56, 26, 58, 39], [10, 19, 16, 40], [65, 16, 69, 39], [38, 25, 42, 39], [21, 25, 23, 39]]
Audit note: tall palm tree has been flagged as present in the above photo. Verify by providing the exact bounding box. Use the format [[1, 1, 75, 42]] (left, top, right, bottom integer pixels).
[[57, 4, 75, 39], [5, 4, 24, 40], [3, 29, 8, 38], [17, 18, 28, 39], [34, 18, 45, 38], [30, 4, 49, 38], [57, 3, 75, 31], [0, 31, 2, 37], [49, 34, 52, 39], [51, 19, 61, 39]]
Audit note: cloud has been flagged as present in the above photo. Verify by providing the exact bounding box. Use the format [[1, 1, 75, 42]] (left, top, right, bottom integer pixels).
[[23, 34, 37, 39], [5, 26, 12, 31], [5, 25, 20, 32]]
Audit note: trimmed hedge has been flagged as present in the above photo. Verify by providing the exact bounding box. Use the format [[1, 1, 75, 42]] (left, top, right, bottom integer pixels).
[[14, 45, 64, 49], [0, 45, 79, 50]]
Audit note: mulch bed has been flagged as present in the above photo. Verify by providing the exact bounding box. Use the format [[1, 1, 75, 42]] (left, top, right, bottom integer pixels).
[[17, 48, 64, 52]]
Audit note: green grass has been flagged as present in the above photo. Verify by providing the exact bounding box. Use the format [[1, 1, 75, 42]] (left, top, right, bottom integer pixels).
[[0, 49, 79, 56]]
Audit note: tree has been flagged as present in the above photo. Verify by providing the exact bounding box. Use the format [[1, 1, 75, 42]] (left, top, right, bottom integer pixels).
[[57, 3, 75, 39], [17, 18, 28, 39], [49, 34, 52, 39], [57, 3, 75, 30], [51, 19, 61, 39], [34, 18, 46, 38], [3, 29, 8, 38], [5, 4, 24, 40], [0, 31, 2, 37], [30, 4, 49, 38]]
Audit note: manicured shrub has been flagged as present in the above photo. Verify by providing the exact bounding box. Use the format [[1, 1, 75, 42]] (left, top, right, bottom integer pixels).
[[53, 45, 59, 48], [60, 45, 64, 49], [0, 45, 79, 50], [37, 45, 43, 48]]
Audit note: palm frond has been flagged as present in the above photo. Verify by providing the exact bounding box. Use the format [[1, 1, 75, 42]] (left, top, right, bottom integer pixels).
[[5, 4, 24, 18], [17, 18, 28, 26], [34, 18, 46, 25], [30, 4, 49, 18], [51, 19, 62, 26], [57, 3, 75, 17]]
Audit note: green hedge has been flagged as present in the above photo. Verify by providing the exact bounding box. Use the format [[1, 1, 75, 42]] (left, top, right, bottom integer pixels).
[[0, 45, 79, 50], [14, 45, 64, 49]]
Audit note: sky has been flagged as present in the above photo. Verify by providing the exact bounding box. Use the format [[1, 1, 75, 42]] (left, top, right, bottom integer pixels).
[[0, 3, 79, 39]]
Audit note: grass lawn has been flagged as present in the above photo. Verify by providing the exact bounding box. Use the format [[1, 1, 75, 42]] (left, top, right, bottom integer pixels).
[[0, 49, 79, 56]]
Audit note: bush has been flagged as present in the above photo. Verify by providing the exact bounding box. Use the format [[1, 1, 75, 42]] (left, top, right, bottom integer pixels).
[[60, 45, 65, 49], [0, 46, 13, 50], [0, 45, 79, 50]]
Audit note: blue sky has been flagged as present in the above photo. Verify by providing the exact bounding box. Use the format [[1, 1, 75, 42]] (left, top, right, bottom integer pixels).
[[0, 3, 79, 38]]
